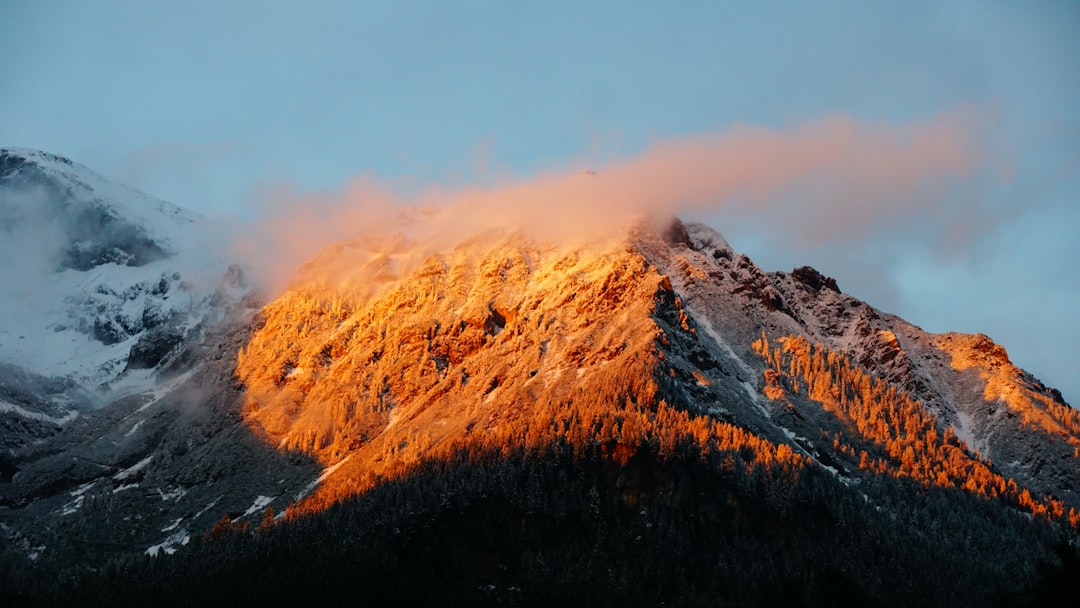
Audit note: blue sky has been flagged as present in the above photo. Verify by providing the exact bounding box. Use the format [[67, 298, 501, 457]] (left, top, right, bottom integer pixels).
[[2, 1, 1078, 401]]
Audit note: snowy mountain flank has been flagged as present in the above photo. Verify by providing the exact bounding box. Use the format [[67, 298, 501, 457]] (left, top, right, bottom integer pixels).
[[1, 149, 1078, 605], [0, 148, 246, 435]]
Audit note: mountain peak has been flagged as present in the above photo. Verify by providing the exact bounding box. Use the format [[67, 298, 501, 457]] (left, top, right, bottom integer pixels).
[[0, 148, 236, 396], [0, 147, 75, 170], [230, 204, 1080, 527], [4, 153, 1080, 606], [1, 146, 204, 270]]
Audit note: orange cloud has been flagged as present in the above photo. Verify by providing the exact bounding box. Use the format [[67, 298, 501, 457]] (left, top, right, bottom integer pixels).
[[236, 106, 994, 294]]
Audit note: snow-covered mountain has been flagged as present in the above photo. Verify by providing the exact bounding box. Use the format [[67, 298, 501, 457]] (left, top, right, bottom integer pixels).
[[229, 217, 1079, 517], [0, 149, 315, 563], [1, 151, 1077, 604], [0, 148, 247, 439]]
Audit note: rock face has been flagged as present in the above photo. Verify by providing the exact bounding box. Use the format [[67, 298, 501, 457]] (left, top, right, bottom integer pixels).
[[0, 304, 319, 560], [0, 363, 90, 455], [233, 218, 1080, 518], [0, 153, 1078, 600]]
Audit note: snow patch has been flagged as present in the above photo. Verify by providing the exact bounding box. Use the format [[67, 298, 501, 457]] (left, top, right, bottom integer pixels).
[[692, 314, 756, 380], [0, 399, 78, 425], [146, 530, 190, 556], [242, 495, 275, 518], [60, 494, 84, 516], [161, 517, 183, 532], [777, 426, 813, 459], [297, 456, 350, 500], [135, 368, 197, 412], [194, 495, 223, 520], [124, 419, 144, 437], [113, 455, 152, 480], [156, 486, 187, 502], [952, 409, 987, 456], [69, 480, 96, 497], [741, 381, 771, 419]]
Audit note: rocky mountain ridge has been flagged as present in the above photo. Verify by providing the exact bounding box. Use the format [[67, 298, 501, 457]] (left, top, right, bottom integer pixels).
[[231, 216, 1079, 519], [1, 150, 1077, 605], [0, 147, 240, 441]]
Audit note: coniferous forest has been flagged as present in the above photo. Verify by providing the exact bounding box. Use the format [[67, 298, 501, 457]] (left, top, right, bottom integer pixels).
[[2, 435, 1076, 607]]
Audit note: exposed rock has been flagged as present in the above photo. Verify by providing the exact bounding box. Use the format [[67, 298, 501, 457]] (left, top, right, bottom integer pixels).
[[2, 152, 1078, 583], [126, 327, 186, 370], [791, 265, 841, 293], [661, 217, 694, 249]]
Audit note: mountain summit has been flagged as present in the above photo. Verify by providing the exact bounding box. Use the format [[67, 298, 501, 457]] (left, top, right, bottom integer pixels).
[[235, 216, 1080, 515], [0, 148, 199, 270], [0, 149, 245, 429], [1, 151, 1077, 605]]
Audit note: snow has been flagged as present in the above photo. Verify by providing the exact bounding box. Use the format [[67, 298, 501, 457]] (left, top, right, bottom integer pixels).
[[60, 495, 84, 516], [0, 148, 202, 248], [0, 147, 234, 398], [70, 481, 96, 497], [952, 409, 990, 458], [0, 399, 78, 425], [740, 381, 772, 419], [820, 463, 842, 478], [135, 369, 196, 413], [297, 456, 351, 500], [777, 426, 814, 459], [682, 304, 772, 421], [124, 419, 144, 437], [1, 253, 192, 392], [156, 486, 187, 502], [662, 256, 757, 385], [952, 410, 976, 451], [694, 315, 756, 381], [113, 455, 152, 480], [145, 530, 190, 556], [194, 495, 223, 520], [111, 483, 139, 494], [242, 495, 275, 517], [161, 517, 184, 532]]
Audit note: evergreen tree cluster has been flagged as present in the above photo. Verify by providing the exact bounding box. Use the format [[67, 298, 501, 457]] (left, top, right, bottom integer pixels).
[[1, 436, 1070, 607]]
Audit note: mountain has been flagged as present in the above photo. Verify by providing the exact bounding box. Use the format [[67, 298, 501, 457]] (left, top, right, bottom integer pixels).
[[0, 148, 315, 562], [1, 150, 1078, 606], [234, 220, 1080, 517], [0, 148, 249, 451]]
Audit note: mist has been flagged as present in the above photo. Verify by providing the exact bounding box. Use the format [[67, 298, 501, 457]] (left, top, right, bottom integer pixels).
[[237, 107, 999, 297], [0, 186, 68, 353]]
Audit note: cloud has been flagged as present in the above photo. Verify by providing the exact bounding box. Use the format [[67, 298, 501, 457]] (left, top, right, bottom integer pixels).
[[0, 185, 67, 295], [236, 106, 1000, 296]]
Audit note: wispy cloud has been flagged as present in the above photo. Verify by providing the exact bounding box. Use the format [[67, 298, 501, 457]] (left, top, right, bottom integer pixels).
[[237, 107, 1001, 295]]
